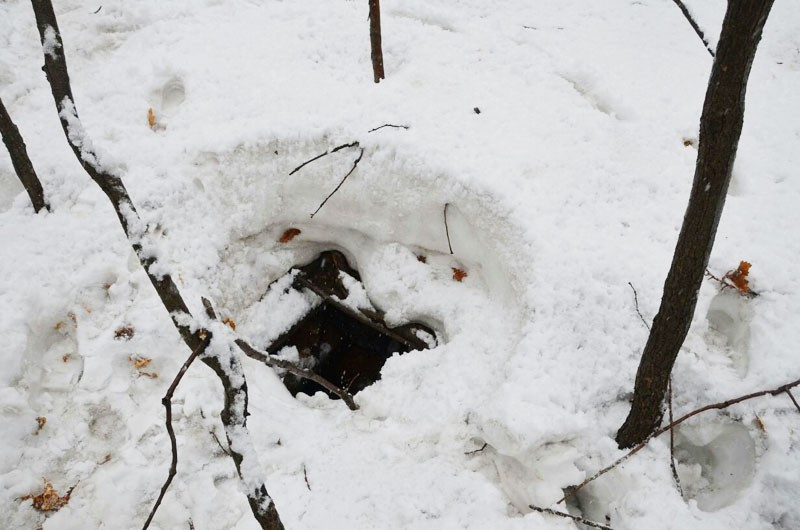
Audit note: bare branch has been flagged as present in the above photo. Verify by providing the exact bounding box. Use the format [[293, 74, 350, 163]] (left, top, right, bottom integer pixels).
[[444, 203, 454, 254], [560, 376, 800, 504], [142, 337, 210, 530], [627, 282, 650, 330], [786, 389, 800, 414], [310, 147, 365, 218], [0, 96, 49, 212], [529, 505, 615, 530], [235, 339, 359, 411], [369, 0, 385, 83], [30, 3, 283, 527], [367, 124, 409, 133], [671, 0, 715, 57], [288, 141, 359, 176]]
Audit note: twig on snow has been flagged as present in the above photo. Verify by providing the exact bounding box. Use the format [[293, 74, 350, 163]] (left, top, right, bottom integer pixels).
[[309, 147, 365, 218], [367, 123, 409, 133], [142, 336, 210, 530], [464, 442, 488, 455], [92, 6, 102, 14], [303, 465, 311, 491], [558, 376, 800, 504], [529, 505, 615, 530], [444, 203, 454, 254], [671, 0, 715, 57], [627, 282, 650, 330], [667, 378, 683, 495], [786, 389, 800, 413], [288, 141, 359, 176]]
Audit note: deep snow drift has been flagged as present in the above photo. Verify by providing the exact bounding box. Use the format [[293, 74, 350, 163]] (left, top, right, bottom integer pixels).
[[1, 0, 799, 528]]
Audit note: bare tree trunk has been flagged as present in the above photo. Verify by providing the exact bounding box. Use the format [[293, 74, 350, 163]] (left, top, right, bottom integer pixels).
[[369, 0, 385, 83], [29, 1, 284, 527], [616, 0, 774, 449], [0, 97, 49, 212]]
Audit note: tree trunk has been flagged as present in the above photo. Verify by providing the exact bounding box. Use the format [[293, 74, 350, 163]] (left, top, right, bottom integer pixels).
[[616, 0, 774, 449], [0, 97, 49, 212], [30, 1, 284, 527], [369, 0, 385, 83]]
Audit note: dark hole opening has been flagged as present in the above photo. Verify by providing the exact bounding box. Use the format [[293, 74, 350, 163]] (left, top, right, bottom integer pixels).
[[265, 250, 435, 399]]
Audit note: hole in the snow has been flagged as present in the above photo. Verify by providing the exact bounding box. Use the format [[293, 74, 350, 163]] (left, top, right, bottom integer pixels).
[[264, 250, 436, 398]]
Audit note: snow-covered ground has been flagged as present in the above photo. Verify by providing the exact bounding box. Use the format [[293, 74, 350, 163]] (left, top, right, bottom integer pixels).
[[1, 0, 799, 528]]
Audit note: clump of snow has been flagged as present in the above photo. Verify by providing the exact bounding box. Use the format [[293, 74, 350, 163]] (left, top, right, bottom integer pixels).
[[41, 26, 61, 59]]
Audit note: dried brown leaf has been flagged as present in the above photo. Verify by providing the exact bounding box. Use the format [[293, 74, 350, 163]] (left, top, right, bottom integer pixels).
[[129, 355, 152, 370], [452, 268, 468, 282], [35, 417, 46, 435], [147, 108, 156, 129], [279, 228, 302, 243], [114, 326, 135, 340], [21, 480, 74, 512], [222, 318, 236, 331]]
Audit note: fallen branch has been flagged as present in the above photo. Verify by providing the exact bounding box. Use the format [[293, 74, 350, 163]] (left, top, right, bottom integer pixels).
[[368, 0, 385, 83], [367, 123, 409, 133], [529, 505, 614, 530], [444, 203, 453, 254], [235, 339, 359, 411], [310, 147, 365, 218], [288, 141, 359, 176], [31, 3, 283, 527], [559, 376, 800, 504], [0, 96, 49, 212], [142, 334, 210, 530], [671, 0, 715, 57]]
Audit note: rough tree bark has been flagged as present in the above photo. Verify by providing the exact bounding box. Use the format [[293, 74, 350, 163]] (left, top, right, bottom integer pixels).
[[0, 96, 49, 212], [616, 0, 774, 449], [369, 0, 385, 83], [30, 1, 284, 527]]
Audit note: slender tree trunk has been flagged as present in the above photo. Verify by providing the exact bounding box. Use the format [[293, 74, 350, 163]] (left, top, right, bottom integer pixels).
[[616, 0, 774, 449], [369, 0, 385, 83], [30, 1, 284, 527], [0, 97, 49, 212]]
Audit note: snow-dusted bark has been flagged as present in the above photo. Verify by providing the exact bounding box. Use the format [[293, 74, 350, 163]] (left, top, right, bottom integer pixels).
[[29, 1, 284, 527]]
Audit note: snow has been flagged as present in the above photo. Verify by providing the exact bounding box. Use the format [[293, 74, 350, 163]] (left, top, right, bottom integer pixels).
[[1, 0, 799, 528]]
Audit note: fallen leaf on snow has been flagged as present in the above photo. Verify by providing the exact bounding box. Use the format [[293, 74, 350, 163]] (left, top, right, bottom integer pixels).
[[279, 228, 302, 243]]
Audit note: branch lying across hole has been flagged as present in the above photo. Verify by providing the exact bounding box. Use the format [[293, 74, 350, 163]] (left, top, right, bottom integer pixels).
[[288, 141, 359, 176], [310, 147, 365, 218], [529, 505, 615, 530], [559, 376, 800, 504], [235, 339, 359, 411]]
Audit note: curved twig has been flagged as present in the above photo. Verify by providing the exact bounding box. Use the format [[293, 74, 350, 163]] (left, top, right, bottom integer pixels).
[[142, 336, 210, 529], [529, 505, 614, 530], [310, 147, 365, 218], [559, 376, 800, 504]]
